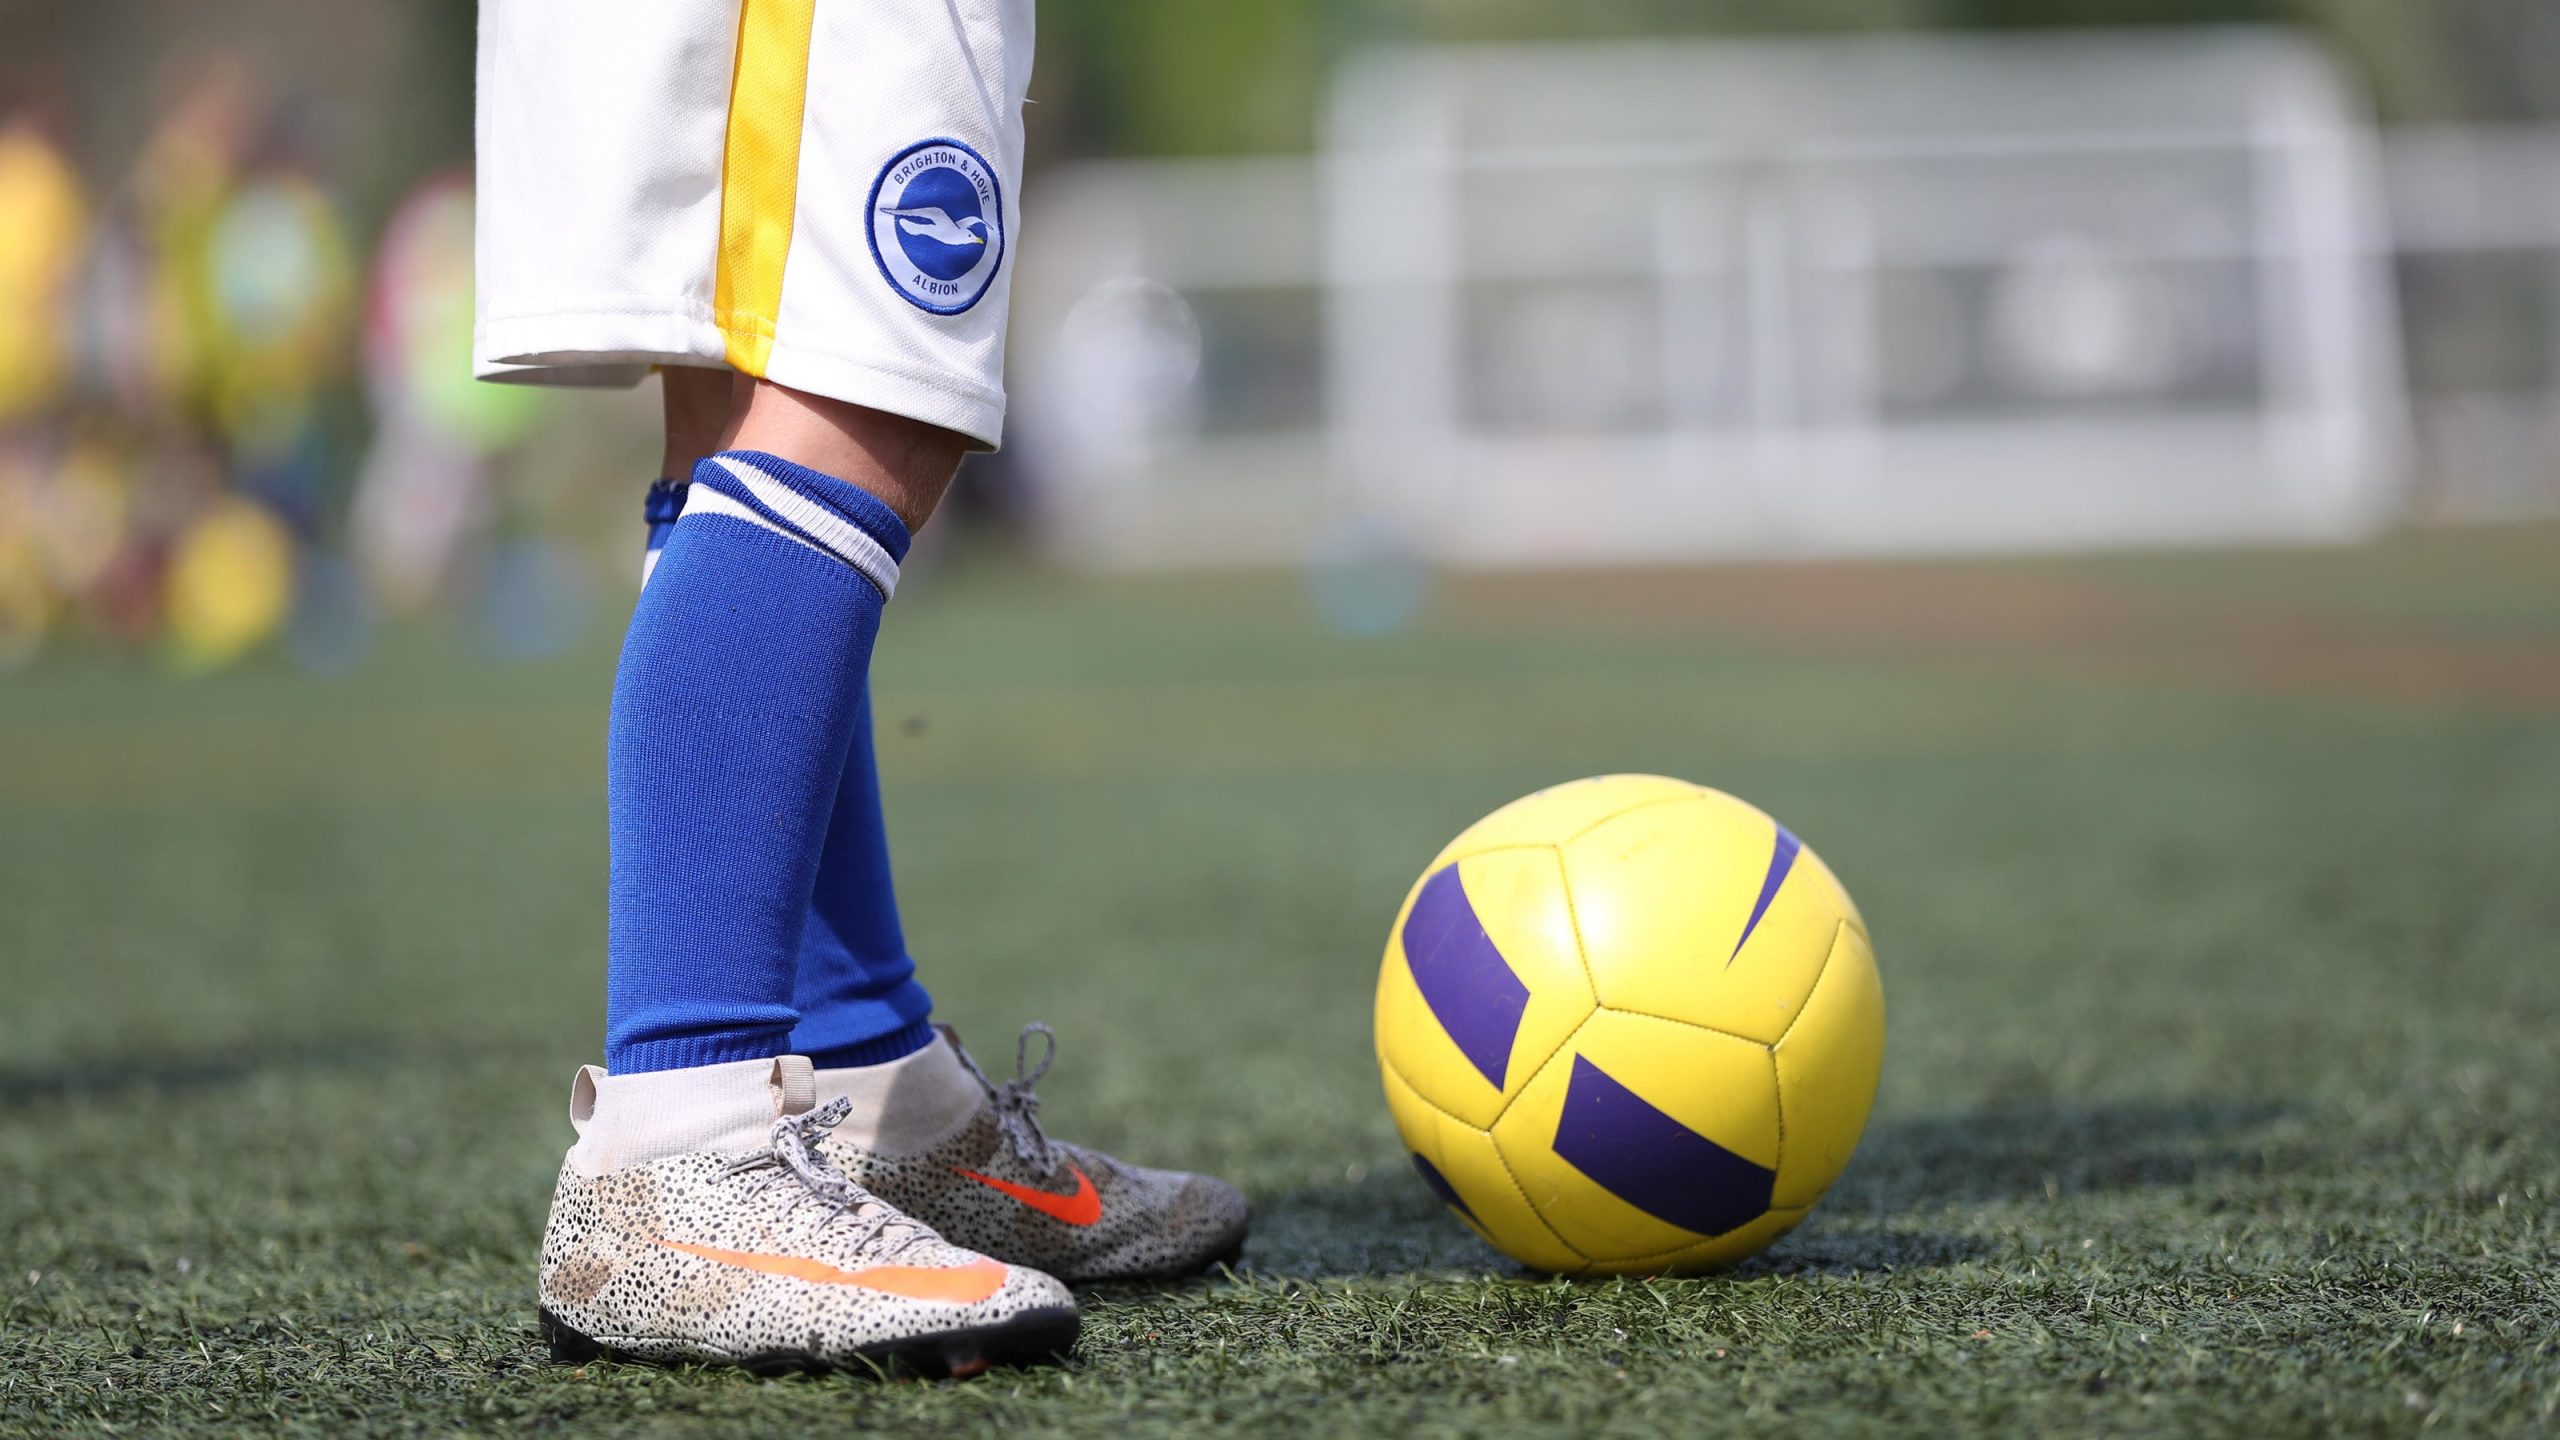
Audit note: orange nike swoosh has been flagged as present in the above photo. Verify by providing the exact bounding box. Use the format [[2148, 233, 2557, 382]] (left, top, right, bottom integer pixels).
[[652, 1239, 1007, 1302], [950, 1162, 1104, 1227]]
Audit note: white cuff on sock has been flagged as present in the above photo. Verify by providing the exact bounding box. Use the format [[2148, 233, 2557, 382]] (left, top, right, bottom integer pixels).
[[565, 1054, 817, 1177], [812, 1032, 986, 1158]]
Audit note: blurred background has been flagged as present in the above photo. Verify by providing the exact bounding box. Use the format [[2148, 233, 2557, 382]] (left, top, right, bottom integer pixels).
[[2, 2, 2559, 662]]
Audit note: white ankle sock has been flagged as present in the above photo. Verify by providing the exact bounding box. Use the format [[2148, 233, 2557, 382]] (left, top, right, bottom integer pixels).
[[813, 1031, 985, 1157], [565, 1054, 817, 1176]]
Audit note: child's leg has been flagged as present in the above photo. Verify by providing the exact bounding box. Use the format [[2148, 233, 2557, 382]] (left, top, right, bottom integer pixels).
[[729, 386, 950, 1069], [602, 386, 950, 1073], [491, 0, 1095, 1377], [786, 686, 936, 1067], [619, 373, 949, 1071], [641, 367, 747, 584], [660, 366, 746, 484]]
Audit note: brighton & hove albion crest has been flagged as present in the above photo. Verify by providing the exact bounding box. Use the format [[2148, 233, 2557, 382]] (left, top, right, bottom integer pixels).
[[868, 138, 1006, 315]]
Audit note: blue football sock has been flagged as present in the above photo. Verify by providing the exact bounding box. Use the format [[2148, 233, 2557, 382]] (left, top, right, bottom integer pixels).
[[603, 451, 914, 1074], [639, 477, 687, 587], [787, 688, 937, 1069]]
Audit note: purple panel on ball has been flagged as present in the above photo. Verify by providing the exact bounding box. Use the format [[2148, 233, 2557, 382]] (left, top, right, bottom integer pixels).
[[1552, 1055, 1775, 1237], [1728, 823, 1802, 965], [1401, 864, 1534, 1089]]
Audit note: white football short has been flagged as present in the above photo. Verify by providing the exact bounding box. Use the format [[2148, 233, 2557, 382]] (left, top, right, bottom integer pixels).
[[473, 0, 1034, 448]]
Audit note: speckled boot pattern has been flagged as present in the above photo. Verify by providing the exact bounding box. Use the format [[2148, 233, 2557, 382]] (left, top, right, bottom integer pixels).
[[538, 1124, 1077, 1374], [821, 1029, 1251, 1285]]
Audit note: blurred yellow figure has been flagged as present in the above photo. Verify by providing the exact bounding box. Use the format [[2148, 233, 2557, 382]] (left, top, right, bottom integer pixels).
[[134, 58, 256, 423], [1375, 775, 1884, 1274], [203, 173, 353, 454], [164, 496, 294, 668], [0, 119, 90, 424]]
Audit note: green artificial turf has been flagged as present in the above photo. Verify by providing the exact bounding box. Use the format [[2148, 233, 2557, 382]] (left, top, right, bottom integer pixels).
[[3, 527, 2556, 1437]]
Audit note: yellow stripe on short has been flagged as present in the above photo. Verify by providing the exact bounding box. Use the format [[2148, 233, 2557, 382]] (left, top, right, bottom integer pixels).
[[712, 0, 817, 377]]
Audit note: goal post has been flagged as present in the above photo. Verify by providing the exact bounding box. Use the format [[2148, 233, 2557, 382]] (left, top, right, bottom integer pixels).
[[1013, 29, 2412, 568]]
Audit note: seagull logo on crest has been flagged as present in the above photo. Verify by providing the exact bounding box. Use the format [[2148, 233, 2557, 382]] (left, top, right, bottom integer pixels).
[[878, 204, 990, 247]]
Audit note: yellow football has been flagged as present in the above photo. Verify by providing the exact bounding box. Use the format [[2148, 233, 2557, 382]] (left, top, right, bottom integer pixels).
[[1375, 775, 1884, 1274]]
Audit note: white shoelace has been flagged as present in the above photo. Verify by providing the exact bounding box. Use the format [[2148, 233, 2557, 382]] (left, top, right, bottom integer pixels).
[[724, 1097, 936, 1260], [952, 1023, 1069, 1176]]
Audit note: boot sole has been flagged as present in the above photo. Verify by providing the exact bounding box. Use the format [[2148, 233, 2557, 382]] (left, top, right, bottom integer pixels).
[[1060, 1233, 1249, 1287], [540, 1303, 1080, 1380]]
